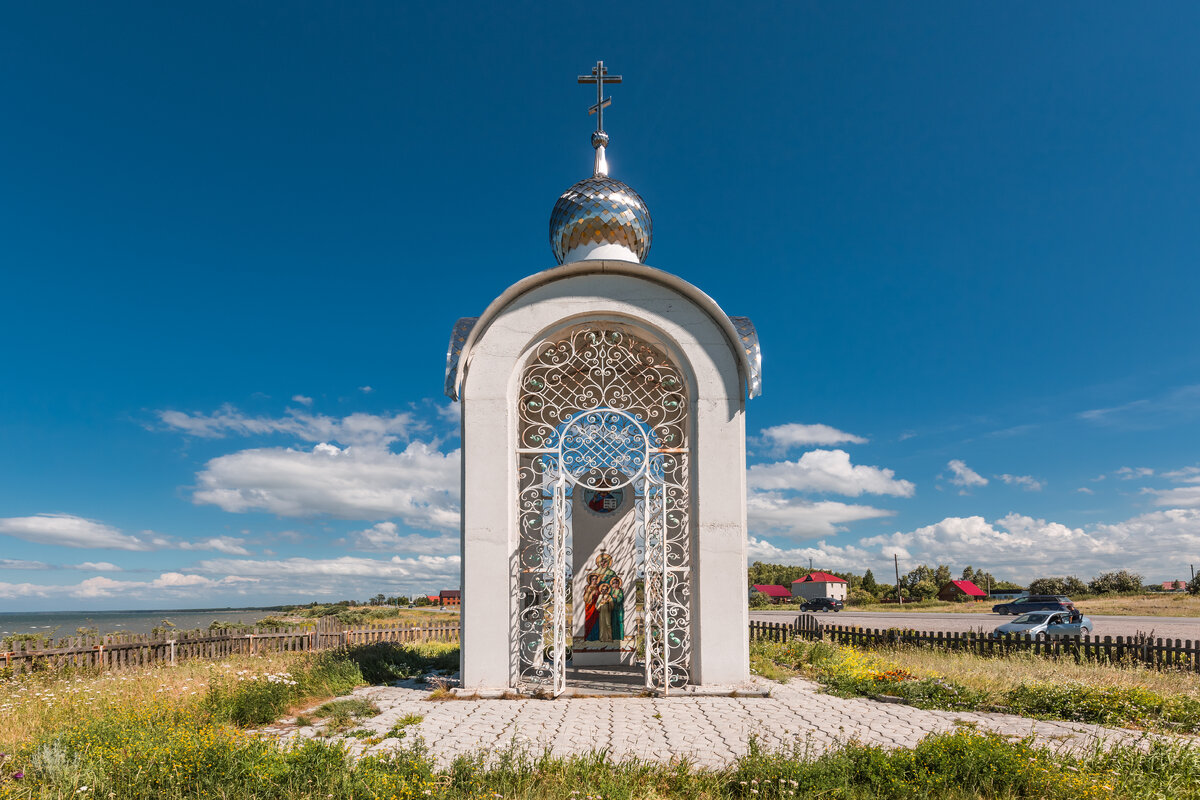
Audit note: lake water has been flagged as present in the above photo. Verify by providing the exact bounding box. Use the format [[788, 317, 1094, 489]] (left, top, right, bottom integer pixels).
[[0, 608, 284, 638]]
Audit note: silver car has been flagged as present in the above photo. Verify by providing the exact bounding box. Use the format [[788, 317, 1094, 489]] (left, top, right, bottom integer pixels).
[[993, 610, 1092, 638]]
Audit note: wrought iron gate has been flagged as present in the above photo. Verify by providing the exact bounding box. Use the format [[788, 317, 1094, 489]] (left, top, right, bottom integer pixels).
[[516, 327, 691, 695]]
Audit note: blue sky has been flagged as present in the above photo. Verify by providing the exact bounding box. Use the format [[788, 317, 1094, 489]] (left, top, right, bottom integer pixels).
[[2, 2, 1199, 610]]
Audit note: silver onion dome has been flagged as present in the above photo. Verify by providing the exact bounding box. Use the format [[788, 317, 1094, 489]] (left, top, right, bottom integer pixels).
[[549, 175, 652, 265]]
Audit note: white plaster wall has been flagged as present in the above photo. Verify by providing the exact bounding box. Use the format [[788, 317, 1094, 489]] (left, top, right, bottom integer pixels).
[[458, 265, 750, 689]]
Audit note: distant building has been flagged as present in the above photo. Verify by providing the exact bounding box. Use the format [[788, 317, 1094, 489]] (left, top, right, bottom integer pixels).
[[750, 584, 792, 604], [440, 589, 462, 607], [938, 580, 987, 602], [426, 595, 440, 604], [791, 572, 848, 601], [988, 588, 1025, 600], [1162, 580, 1188, 592]]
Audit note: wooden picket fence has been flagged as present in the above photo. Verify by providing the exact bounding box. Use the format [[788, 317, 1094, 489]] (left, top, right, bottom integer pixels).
[[0, 618, 460, 676], [749, 616, 1200, 672]]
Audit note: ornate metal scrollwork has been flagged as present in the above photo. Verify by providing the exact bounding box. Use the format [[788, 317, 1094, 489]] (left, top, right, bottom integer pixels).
[[516, 325, 691, 695]]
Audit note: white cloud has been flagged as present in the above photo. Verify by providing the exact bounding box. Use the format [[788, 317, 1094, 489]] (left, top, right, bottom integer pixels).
[[72, 561, 121, 571], [0, 558, 51, 570], [1163, 466, 1200, 483], [746, 537, 875, 571], [0, 558, 119, 571], [359, 386, 373, 394], [997, 474, 1044, 492], [0, 572, 255, 601], [945, 460, 988, 493], [292, 395, 314, 406], [345, 522, 459, 555], [861, 509, 1200, 580], [158, 405, 416, 447], [760, 423, 867, 450], [193, 441, 460, 529], [1115, 466, 1154, 480], [1143, 486, 1200, 508], [196, 554, 458, 580], [748, 450, 915, 497], [748, 493, 894, 538], [1076, 487, 1094, 495], [0, 514, 161, 551], [177, 536, 252, 556]]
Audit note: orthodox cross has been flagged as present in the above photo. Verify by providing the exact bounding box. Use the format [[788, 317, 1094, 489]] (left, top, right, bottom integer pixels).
[[578, 60, 622, 134]]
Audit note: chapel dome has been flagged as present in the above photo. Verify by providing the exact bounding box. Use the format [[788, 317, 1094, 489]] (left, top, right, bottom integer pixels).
[[549, 175, 652, 265]]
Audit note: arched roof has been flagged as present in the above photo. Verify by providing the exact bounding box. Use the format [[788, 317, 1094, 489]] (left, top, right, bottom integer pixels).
[[444, 260, 761, 401]]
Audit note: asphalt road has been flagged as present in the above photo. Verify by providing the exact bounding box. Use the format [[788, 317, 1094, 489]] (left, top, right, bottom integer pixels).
[[750, 609, 1200, 641]]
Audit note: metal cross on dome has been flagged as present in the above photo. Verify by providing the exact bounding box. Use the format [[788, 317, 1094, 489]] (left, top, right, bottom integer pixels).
[[578, 60, 622, 134]]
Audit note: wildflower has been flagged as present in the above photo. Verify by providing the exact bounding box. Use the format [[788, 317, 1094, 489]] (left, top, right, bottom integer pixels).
[[12, 772, 24, 780]]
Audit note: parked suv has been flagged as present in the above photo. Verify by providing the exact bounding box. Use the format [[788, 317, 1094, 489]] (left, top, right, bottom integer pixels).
[[991, 595, 1072, 615], [798, 597, 844, 612]]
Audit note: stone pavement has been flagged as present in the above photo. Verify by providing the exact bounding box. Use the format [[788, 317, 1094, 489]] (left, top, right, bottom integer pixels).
[[271, 677, 1171, 769]]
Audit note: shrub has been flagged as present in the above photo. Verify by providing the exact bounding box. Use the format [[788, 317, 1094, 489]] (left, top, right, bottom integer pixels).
[[1088, 570, 1144, 594], [340, 641, 458, 684], [1028, 576, 1088, 595]]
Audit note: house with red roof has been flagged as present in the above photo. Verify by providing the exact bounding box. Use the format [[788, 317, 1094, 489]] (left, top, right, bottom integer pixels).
[[791, 571, 848, 601], [938, 580, 987, 602], [750, 584, 792, 604]]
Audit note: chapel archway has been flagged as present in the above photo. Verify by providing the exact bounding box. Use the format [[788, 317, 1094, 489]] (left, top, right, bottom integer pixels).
[[514, 324, 692, 695]]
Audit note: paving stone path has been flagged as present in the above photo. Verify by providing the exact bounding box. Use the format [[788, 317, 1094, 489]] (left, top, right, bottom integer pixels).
[[271, 677, 1169, 769]]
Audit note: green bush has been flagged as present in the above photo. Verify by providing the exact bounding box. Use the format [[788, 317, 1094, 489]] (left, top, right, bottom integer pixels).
[[1004, 682, 1200, 732], [339, 641, 459, 684]]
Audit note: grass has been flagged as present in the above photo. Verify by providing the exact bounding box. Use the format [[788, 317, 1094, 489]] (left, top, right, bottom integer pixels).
[[750, 637, 1200, 732], [5, 723, 1200, 799], [4, 640, 1200, 798]]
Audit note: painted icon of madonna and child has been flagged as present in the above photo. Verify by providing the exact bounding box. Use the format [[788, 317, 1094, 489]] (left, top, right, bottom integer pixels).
[[581, 551, 626, 644]]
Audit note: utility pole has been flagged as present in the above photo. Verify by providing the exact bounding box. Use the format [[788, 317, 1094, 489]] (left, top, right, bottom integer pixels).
[[894, 553, 902, 606], [809, 557, 813, 571]]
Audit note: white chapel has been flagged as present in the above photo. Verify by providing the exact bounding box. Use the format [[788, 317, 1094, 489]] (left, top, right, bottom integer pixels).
[[444, 62, 762, 695]]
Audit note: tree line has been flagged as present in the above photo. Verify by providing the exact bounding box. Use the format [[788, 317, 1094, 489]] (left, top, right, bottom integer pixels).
[[750, 561, 1200, 602]]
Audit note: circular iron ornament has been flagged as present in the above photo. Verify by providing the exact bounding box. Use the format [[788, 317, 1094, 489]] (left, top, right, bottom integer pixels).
[[558, 408, 649, 490]]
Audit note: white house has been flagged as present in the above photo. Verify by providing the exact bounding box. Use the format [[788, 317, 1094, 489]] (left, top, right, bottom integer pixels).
[[791, 572, 848, 601]]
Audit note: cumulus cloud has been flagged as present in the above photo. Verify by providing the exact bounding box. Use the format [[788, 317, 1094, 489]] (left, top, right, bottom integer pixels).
[[0, 572, 256, 600], [177, 536, 252, 556], [196, 554, 458, 579], [748, 494, 894, 538], [0, 558, 51, 570], [746, 537, 875, 571], [0, 514, 163, 551], [945, 460, 987, 492], [997, 474, 1044, 492], [193, 441, 460, 529], [344, 522, 459, 555], [158, 405, 416, 447], [760, 423, 867, 451], [1076, 487, 1095, 495], [1115, 466, 1154, 480], [748, 450, 915, 497], [1163, 466, 1200, 483], [860, 509, 1200, 580], [291, 395, 313, 406], [1143, 486, 1200, 508], [0, 558, 119, 571]]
